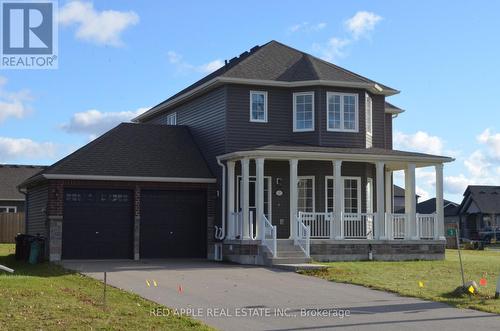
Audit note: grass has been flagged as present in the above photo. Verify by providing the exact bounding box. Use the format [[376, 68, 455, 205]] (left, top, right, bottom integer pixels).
[[0, 244, 214, 330], [302, 249, 500, 314]]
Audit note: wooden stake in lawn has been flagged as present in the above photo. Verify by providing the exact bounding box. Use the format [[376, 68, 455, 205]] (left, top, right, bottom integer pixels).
[[455, 224, 465, 287], [103, 271, 107, 310]]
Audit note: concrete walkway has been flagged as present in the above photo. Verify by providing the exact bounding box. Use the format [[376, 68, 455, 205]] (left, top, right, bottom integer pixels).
[[63, 260, 500, 331]]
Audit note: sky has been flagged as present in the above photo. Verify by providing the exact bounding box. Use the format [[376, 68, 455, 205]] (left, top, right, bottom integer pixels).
[[1, 0, 499, 204]]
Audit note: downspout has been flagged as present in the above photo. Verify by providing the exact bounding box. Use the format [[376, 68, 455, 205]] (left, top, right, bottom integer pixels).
[[17, 186, 28, 234], [215, 157, 226, 240]]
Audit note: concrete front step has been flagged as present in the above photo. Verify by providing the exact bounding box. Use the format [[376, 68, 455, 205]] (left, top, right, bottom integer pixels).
[[276, 251, 308, 257], [272, 263, 328, 272]]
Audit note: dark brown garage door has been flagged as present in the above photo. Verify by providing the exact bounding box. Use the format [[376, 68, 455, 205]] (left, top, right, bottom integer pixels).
[[62, 188, 134, 259], [140, 190, 207, 258]]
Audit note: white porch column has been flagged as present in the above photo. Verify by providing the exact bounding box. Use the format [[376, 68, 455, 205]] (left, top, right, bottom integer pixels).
[[375, 161, 386, 239], [256, 158, 265, 240], [385, 170, 392, 213], [405, 163, 417, 239], [226, 161, 235, 239], [241, 158, 251, 239], [435, 164, 446, 240], [289, 159, 298, 239], [333, 160, 343, 239]]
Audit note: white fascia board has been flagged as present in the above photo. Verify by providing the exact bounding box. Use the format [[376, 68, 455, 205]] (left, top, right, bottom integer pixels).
[[218, 150, 454, 165], [42, 174, 216, 183]]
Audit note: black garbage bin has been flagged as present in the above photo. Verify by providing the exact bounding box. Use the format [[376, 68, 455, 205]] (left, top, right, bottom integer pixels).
[[15, 234, 34, 261]]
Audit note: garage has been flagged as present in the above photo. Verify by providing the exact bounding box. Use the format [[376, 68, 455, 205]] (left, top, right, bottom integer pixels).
[[140, 190, 207, 258], [62, 188, 134, 259]]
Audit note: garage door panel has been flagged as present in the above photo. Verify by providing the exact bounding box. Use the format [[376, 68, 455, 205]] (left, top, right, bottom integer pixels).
[[140, 190, 206, 258], [62, 189, 134, 259]]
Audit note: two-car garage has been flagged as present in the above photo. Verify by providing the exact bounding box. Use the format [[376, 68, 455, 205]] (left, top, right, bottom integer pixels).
[[61, 187, 208, 260], [21, 124, 217, 262]]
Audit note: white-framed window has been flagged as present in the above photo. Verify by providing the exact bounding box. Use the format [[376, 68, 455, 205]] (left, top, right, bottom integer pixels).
[[166, 112, 177, 125], [327, 92, 359, 132], [293, 92, 314, 132], [297, 176, 315, 212], [365, 93, 372, 136], [249, 91, 268, 122], [0, 206, 17, 213], [325, 176, 361, 213], [366, 178, 373, 213]]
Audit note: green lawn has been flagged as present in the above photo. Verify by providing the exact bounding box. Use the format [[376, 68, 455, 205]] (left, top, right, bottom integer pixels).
[[302, 250, 500, 314], [0, 244, 214, 330]]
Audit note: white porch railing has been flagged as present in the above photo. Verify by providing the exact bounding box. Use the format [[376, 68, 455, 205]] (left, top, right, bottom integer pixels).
[[388, 213, 407, 239], [299, 212, 333, 238], [343, 213, 375, 239], [417, 213, 436, 239], [295, 216, 311, 258], [262, 214, 277, 257]]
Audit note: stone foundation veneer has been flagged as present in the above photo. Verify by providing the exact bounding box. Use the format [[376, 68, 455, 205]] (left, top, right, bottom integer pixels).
[[310, 239, 445, 261], [48, 216, 63, 262]]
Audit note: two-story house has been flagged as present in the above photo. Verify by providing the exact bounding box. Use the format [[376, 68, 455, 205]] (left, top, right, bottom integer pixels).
[[20, 41, 452, 264]]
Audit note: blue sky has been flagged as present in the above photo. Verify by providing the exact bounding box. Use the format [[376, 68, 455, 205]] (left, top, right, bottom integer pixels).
[[1, 0, 500, 203]]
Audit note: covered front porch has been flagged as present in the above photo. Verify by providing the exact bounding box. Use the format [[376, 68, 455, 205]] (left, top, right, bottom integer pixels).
[[217, 146, 452, 263]]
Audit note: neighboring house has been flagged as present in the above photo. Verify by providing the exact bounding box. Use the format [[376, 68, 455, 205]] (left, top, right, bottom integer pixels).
[[417, 197, 459, 248], [457, 186, 500, 240], [393, 184, 420, 213], [0, 165, 46, 213], [20, 41, 453, 264]]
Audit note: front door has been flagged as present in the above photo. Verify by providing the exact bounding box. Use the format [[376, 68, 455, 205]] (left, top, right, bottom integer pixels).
[[237, 176, 271, 238]]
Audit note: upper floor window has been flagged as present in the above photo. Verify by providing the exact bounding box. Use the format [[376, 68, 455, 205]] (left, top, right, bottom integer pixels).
[[366, 94, 372, 136], [249, 91, 268, 122], [166, 112, 177, 125], [293, 92, 314, 132], [327, 92, 358, 132], [0, 206, 16, 213]]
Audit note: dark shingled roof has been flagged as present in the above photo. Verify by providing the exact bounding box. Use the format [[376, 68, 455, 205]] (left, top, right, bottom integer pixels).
[[0, 165, 46, 199], [460, 186, 500, 214], [22, 123, 213, 185], [138, 41, 398, 121], [417, 198, 459, 216], [393, 185, 405, 197], [249, 142, 451, 160]]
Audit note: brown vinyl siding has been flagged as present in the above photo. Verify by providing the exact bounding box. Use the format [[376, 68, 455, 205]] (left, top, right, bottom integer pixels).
[[145, 87, 226, 177], [26, 185, 48, 237], [385, 113, 393, 149]]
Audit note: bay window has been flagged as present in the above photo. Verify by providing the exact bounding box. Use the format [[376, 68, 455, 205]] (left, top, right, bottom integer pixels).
[[293, 92, 314, 132], [327, 92, 358, 132]]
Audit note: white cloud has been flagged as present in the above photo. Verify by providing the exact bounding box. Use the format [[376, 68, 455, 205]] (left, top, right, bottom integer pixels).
[[416, 186, 430, 202], [312, 37, 350, 62], [0, 77, 33, 123], [394, 131, 444, 155], [61, 107, 148, 138], [444, 174, 469, 195], [289, 22, 327, 33], [59, 1, 139, 46], [167, 51, 224, 74], [312, 11, 382, 62], [0, 137, 57, 162], [345, 11, 382, 39], [477, 128, 500, 159]]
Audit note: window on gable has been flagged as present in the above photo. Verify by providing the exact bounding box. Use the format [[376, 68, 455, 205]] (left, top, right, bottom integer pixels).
[[293, 92, 314, 132], [249, 91, 268, 122], [327, 92, 358, 132], [366, 94, 373, 136], [166, 112, 177, 125]]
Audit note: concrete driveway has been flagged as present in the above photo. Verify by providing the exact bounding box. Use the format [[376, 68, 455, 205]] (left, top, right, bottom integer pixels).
[[62, 260, 500, 331]]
